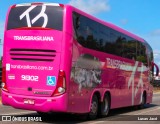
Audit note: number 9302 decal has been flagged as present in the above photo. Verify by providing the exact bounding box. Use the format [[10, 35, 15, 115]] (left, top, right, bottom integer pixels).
[[21, 75, 39, 82]]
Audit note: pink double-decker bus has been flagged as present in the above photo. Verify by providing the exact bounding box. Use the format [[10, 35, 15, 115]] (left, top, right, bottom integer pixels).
[[2, 3, 159, 119]]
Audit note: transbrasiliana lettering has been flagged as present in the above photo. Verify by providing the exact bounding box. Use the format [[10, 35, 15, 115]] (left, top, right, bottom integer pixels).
[[14, 36, 54, 41]]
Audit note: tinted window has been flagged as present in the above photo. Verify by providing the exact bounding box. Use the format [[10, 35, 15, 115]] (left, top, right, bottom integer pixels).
[[73, 12, 148, 64], [74, 13, 97, 50], [99, 24, 110, 52], [7, 5, 63, 30], [145, 42, 153, 63]]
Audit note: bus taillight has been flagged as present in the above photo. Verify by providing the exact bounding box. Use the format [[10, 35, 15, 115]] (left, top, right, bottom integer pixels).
[[11, 4, 16, 9], [52, 70, 66, 96], [31, 3, 43, 5], [2, 67, 8, 92], [59, 4, 64, 8]]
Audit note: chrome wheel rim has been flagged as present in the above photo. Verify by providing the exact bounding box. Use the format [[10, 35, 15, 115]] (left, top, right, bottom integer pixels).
[[91, 101, 98, 114]]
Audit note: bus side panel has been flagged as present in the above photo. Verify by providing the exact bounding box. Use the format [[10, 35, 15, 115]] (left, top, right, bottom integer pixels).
[[68, 41, 152, 112], [68, 41, 92, 113]]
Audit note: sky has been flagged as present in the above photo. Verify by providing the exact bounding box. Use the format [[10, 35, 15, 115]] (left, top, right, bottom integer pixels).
[[0, 0, 160, 67]]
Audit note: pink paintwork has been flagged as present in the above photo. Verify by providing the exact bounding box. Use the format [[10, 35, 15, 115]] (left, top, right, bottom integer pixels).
[[2, 3, 154, 115]]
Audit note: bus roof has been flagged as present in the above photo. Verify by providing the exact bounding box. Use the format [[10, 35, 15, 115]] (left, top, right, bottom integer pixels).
[[65, 4, 145, 43], [14, 2, 63, 7], [10, 2, 145, 43]]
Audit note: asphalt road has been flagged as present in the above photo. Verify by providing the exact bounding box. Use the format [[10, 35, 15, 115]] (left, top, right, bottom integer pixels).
[[0, 93, 160, 124]]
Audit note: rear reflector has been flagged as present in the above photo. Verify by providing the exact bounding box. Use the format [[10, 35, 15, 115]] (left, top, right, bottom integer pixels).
[[52, 70, 66, 96], [2, 67, 8, 92]]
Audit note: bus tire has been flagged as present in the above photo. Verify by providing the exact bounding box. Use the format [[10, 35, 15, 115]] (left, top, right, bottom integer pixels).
[[139, 93, 146, 109], [88, 95, 98, 120], [101, 94, 110, 117]]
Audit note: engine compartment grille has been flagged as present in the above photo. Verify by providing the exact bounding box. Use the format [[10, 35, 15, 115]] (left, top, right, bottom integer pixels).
[[10, 48, 56, 62]]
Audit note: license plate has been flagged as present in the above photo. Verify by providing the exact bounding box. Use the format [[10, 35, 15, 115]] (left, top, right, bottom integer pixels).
[[24, 99, 35, 105]]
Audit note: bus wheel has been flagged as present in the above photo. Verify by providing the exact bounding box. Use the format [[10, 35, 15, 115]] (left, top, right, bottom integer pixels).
[[139, 93, 146, 109], [88, 95, 98, 120], [101, 94, 110, 117]]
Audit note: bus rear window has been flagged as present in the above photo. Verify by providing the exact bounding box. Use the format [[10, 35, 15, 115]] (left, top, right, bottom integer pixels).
[[7, 5, 63, 30]]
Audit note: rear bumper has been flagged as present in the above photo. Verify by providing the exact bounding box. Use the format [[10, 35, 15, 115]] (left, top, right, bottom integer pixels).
[[2, 90, 68, 113]]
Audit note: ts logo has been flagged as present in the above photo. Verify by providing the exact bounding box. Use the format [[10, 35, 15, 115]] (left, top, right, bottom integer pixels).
[[19, 5, 48, 27]]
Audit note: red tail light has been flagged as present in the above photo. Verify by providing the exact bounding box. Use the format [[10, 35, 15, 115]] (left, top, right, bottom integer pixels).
[[52, 70, 66, 96], [31, 3, 43, 5], [59, 4, 64, 8], [11, 4, 16, 9], [2, 67, 8, 92]]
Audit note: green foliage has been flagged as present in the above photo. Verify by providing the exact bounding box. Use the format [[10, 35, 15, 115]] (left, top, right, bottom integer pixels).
[[136, 55, 147, 64]]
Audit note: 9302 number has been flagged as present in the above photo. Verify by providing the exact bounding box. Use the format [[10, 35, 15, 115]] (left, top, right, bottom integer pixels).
[[21, 75, 39, 82]]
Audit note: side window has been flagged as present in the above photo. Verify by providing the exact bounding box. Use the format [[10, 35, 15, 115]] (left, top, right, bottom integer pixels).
[[73, 12, 149, 63], [99, 24, 110, 53], [73, 12, 101, 51], [114, 32, 124, 56], [140, 43, 147, 65], [128, 39, 137, 60], [119, 34, 127, 58], [85, 18, 99, 50], [106, 29, 117, 55], [136, 41, 142, 60], [146, 43, 154, 79], [73, 13, 88, 47]]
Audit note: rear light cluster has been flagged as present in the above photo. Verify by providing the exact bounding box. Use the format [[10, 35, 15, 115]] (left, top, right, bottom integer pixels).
[[31, 3, 43, 5], [2, 67, 8, 92], [52, 70, 66, 96]]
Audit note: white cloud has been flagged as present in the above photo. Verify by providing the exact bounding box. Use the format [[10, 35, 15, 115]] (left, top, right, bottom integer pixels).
[[141, 30, 160, 51], [0, 21, 4, 56], [153, 50, 160, 68], [141, 29, 160, 69], [120, 19, 128, 25], [0, 21, 4, 40], [154, 49, 160, 53], [154, 50, 160, 59], [142, 31, 160, 69], [0, 22, 4, 31], [150, 29, 160, 36], [69, 0, 110, 15]]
